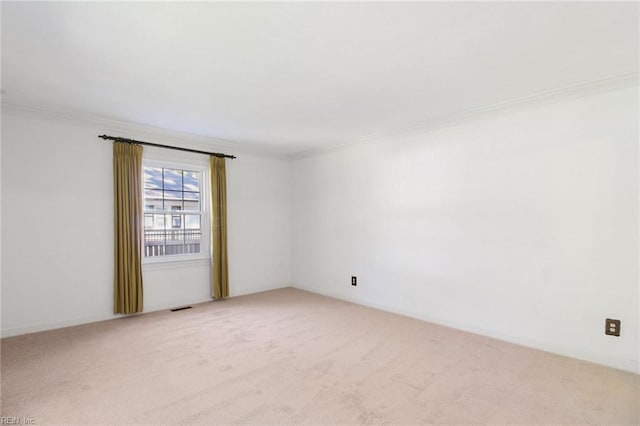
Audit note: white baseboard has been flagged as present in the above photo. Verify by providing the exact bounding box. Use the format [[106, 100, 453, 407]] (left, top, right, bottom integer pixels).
[[1, 313, 118, 338], [230, 283, 291, 298], [291, 283, 639, 375], [1, 283, 291, 338]]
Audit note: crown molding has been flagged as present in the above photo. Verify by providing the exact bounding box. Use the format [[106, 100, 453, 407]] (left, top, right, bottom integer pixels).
[[0, 101, 290, 161], [289, 71, 640, 160], [3, 71, 638, 162]]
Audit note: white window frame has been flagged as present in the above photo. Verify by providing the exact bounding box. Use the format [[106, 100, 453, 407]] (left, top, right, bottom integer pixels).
[[141, 158, 210, 264]]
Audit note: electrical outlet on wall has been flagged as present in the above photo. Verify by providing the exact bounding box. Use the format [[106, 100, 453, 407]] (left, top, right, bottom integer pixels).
[[351, 276, 357, 286], [605, 318, 620, 336]]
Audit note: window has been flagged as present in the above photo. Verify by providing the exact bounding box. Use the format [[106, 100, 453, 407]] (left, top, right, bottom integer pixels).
[[171, 206, 182, 228], [143, 162, 208, 261]]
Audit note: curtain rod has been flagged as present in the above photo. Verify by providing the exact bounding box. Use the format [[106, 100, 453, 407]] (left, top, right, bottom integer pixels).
[[98, 135, 236, 159]]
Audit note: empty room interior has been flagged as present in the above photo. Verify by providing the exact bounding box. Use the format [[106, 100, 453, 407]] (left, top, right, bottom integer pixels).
[[1, 1, 639, 425]]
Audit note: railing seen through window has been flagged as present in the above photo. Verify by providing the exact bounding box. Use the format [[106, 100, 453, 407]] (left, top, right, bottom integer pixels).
[[143, 166, 203, 258]]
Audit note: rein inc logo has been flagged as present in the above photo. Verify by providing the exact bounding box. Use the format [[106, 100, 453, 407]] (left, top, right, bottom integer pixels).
[[0, 418, 35, 425]]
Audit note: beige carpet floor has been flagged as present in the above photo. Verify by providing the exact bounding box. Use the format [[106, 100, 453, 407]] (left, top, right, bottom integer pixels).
[[1, 287, 638, 425]]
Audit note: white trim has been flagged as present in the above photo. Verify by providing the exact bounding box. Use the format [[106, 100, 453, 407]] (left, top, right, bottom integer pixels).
[[143, 298, 213, 314], [0, 298, 210, 338], [291, 283, 640, 374], [290, 71, 640, 159], [142, 252, 210, 265], [0, 285, 293, 338], [2, 72, 637, 162], [0, 101, 288, 160], [1, 313, 119, 338], [142, 257, 210, 272], [229, 283, 291, 298]]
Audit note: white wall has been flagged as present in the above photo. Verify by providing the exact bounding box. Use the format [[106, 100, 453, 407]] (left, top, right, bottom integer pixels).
[[2, 85, 638, 374], [1, 108, 291, 337], [291, 86, 639, 373]]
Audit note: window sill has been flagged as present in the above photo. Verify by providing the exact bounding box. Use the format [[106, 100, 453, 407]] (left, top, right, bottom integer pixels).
[[142, 257, 211, 271]]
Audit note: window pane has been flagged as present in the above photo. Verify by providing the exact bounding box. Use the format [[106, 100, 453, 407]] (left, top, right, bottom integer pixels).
[[171, 206, 182, 228], [163, 169, 183, 191], [165, 213, 182, 230], [165, 228, 183, 253], [144, 226, 165, 240], [183, 193, 200, 211], [164, 213, 184, 258], [144, 217, 165, 258], [184, 215, 202, 252], [183, 191, 199, 200], [165, 244, 185, 256], [163, 191, 182, 210], [163, 190, 182, 200], [144, 190, 162, 210], [157, 215, 166, 229], [144, 167, 163, 189], [184, 214, 200, 230], [183, 171, 200, 192], [144, 214, 164, 230]]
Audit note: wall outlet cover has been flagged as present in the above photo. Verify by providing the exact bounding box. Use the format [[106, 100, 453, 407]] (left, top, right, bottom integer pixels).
[[605, 318, 620, 336]]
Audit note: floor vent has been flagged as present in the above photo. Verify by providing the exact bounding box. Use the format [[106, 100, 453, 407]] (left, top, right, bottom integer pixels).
[[170, 306, 193, 312]]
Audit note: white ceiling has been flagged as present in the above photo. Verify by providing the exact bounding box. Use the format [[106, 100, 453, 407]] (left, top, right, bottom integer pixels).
[[2, 2, 638, 155]]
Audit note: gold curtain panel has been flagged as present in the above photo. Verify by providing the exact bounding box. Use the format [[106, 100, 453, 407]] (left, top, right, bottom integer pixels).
[[210, 156, 229, 299], [113, 142, 144, 313]]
